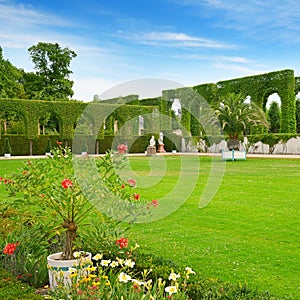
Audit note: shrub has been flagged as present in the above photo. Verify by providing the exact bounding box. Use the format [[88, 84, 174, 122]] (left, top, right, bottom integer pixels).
[[4, 138, 12, 154]]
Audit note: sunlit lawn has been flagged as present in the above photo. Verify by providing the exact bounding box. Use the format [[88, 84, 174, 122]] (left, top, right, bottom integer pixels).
[[1, 155, 299, 298], [124, 156, 300, 299]]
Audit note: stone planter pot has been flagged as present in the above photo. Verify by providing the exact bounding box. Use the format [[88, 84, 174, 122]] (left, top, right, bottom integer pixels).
[[47, 252, 92, 290]]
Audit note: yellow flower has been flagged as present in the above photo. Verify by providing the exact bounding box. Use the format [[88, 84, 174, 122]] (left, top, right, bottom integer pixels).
[[70, 273, 78, 278], [92, 281, 100, 286], [89, 274, 97, 278], [82, 277, 91, 283], [87, 266, 97, 272]]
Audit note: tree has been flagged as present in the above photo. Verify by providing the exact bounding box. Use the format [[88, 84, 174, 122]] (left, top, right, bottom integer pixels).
[[0, 47, 26, 99], [267, 101, 281, 133], [26, 42, 77, 100], [214, 93, 269, 150]]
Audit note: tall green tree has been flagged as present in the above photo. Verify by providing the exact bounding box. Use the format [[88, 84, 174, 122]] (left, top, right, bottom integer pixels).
[[267, 101, 281, 133], [214, 93, 269, 150], [25, 42, 77, 100], [0, 47, 25, 99]]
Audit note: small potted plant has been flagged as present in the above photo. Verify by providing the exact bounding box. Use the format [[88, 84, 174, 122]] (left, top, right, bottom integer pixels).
[[45, 138, 52, 156], [4, 145, 158, 289], [4, 138, 12, 158]]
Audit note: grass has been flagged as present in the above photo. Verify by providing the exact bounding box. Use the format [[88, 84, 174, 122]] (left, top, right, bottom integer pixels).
[[123, 156, 300, 299], [0, 156, 299, 298]]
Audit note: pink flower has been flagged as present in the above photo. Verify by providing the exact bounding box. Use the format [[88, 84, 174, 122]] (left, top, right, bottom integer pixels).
[[116, 237, 129, 249], [117, 144, 127, 154], [3, 242, 19, 255], [61, 178, 73, 189], [127, 179, 136, 187]]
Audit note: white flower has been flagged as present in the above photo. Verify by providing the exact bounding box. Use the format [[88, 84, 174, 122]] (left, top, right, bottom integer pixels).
[[73, 251, 81, 259], [118, 272, 131, 283], [100, 259, 111, 267], [131, 279, 144, 286], [168, 272, 180, 281], [92, 253, 103, 261], [110, 261, 119, 268], [165, 285, 178, 295], [124, 259, 135, 268], [116, 257, 124, 265], [185, 267, 196, 275]]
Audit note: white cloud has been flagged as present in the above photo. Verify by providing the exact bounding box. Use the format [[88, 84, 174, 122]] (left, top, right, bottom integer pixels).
[[218, 56, 250, 63], [120, 31, 237, 49]]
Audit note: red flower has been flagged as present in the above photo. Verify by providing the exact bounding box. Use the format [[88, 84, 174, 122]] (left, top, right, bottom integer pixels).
[[62, 179, 73, 189], [127, 179, 136, 187], [121, 184, 125, 189], [151, 199, 159, 208], [0, 177, 3, 181], [133, 193, 140, 201], [116, 237, 129, 249], [3, 242, 19, 255], [56, 141, 62, 145]]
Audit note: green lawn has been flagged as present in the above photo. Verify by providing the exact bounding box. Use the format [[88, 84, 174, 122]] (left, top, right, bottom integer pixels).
[[124, 156, 300, 299], [0, 156, 299, 298]]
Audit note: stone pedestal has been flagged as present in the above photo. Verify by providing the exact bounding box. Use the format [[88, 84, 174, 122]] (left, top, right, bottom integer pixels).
[[147, 146, 156, 156], [157, 143, 166, 153]]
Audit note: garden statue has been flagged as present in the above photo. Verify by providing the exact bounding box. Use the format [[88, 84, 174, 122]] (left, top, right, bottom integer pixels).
[[158, 132, 164, 145], [157, 132, 166, 153], [150, 135, 156, 147]]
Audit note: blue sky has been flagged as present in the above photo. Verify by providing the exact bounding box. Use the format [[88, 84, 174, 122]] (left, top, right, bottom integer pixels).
[[1, 0, 300, 101]]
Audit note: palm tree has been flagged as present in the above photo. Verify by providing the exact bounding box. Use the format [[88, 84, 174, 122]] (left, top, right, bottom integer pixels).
[[215, 93, 269, 150]]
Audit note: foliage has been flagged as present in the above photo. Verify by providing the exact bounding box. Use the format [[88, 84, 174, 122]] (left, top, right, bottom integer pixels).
[[26, 42, 77, 100], [260, 133, 281, 154], [48, 242, 195, 299], [1, 223, 50, 288], [0, 267, 43, 300], [0, 47, 26, 99], [267, 101, 281, 133], [3, 146, 156, 260], [295, 99, 300, 133], [44, 138, 52, 153], [4, 137, 12, 154], [214, 93, 269, 150]]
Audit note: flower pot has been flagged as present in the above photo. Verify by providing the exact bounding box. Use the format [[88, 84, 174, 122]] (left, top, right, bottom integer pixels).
[[47, 252, 92, 290], [4, 153, 11, 158]]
